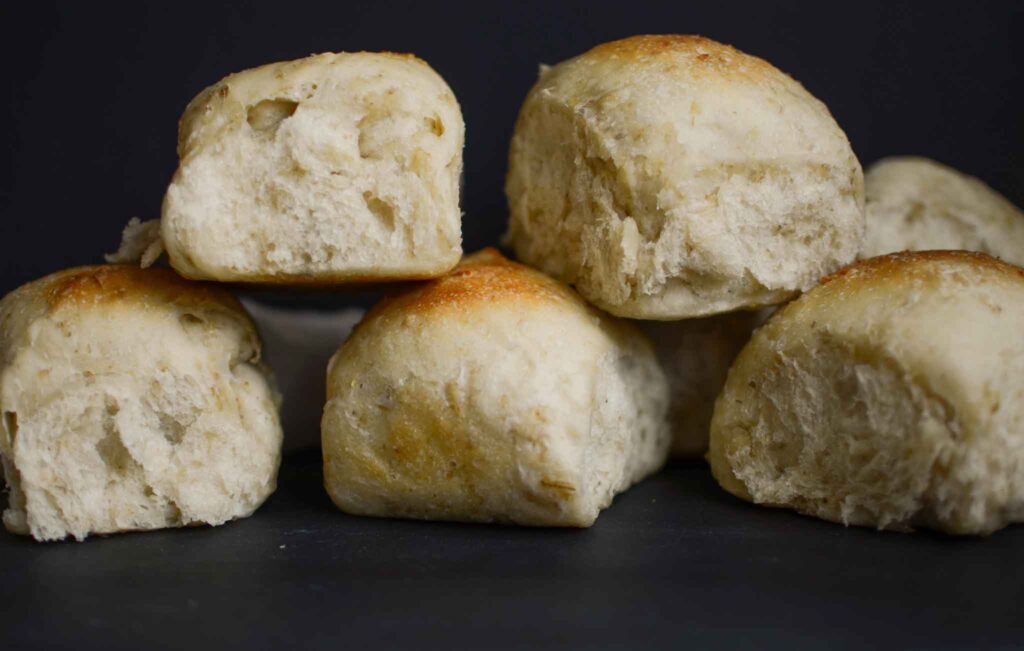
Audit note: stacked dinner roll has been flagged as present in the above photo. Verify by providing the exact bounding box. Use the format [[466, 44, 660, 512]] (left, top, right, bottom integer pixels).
[[111, 51, 466, 283], [4, 35, 1023, 541], [505, 34, 864, 457], [695, 157, 1023, 535], [3, 49, 468, 541], [504, 34, 1023, 537], [505, 35, 865, 320]]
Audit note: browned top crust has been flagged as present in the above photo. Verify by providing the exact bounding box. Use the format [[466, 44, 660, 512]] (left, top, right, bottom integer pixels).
[[589, 34, 736, 59], [361, 248, 587, 324], [0, 265, 258, 367], [1, 265, 247, 337], [577, 34, 782, 80], [820, 250, 1024, 288], [32, 265, 245, 313]]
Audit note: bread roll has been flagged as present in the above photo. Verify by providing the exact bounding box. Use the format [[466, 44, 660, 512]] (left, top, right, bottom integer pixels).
[[322, 249, 670, 526], [505, 35, 864, 319], [158, 51, 463, 283], [708, 251, 1024, 535], [862, 156, 1024, 265], [640, 309, 769, 457], [241, 299, 363, 451], [0, 266, 282, 541]]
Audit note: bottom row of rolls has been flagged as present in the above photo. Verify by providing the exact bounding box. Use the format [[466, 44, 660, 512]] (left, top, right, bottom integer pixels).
[[0, 247, 1022, 541]]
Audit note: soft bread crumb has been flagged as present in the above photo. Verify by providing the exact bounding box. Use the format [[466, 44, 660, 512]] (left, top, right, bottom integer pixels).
[[161, 51, 465, 283], [505, 35, 864, 319], [709, 251, 1024, 535], [0, 266, 283, 541], [105, 218, 165, 267]]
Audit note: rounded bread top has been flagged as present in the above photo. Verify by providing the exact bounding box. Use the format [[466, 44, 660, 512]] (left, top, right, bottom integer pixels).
[[521, 34, 855, 165], [862, 156, 1024, 263], [0, 265, 257, 364], [357, 248, 597, 325], [729, 250, 1024, 444]]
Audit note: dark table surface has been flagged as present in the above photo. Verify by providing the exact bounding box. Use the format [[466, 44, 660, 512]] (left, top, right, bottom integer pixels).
[[2, 450, 1022, 650]]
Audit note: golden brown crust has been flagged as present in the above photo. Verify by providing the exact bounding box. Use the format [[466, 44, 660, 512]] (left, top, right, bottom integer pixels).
[[580, 34, 779, 80], [36, 265, 246, 315], [360, 248, 586, 325], [0, 265, 260, 373], [589, 34, 733, 58], [820, 250, 1024, 288]]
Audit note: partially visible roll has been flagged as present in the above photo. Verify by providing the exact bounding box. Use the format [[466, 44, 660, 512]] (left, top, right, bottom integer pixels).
[[506, 34, 864, 319], [862, 157, 1024, 265], [242, 300, 363, 451], [147, 51, 465, 283], [708, 251, 1024, 535], [640, 309, 770, 457], [0, 266, 283, 541], [322, 248, 670, 526]]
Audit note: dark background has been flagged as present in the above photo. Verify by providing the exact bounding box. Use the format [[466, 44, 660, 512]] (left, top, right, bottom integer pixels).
[[3, 1, 1024, 297], [3, 4, 1024, 650]]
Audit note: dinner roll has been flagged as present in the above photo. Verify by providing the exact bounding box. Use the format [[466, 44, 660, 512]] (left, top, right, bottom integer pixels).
[[322, 248, 670, 526], [862, 156, 1024, 265], [0, 266, 282, 541], [505, 35, 864, 319], [158, 51, 463, 282], [708, 251, 1024, 535], [640, 309, 769, 457]]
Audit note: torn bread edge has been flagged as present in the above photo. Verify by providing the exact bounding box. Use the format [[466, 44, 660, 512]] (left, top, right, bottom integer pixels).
[[105, 218, 165, 268]]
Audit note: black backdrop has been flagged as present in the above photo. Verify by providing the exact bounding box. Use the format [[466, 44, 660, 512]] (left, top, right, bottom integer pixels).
[[3, 1, 1023, 295]]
